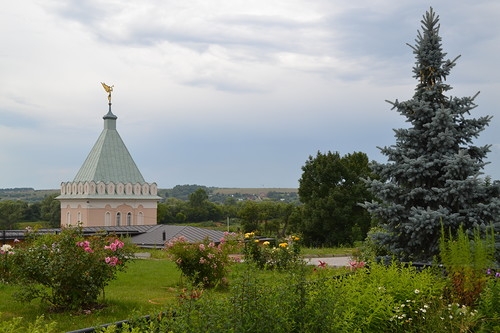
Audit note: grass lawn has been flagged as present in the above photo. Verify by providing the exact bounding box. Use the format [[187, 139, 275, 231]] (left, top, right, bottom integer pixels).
[[0, 259, 182, 332]]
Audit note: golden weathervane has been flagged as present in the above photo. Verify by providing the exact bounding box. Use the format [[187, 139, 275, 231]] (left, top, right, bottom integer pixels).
[[101, 82, 114, 103]]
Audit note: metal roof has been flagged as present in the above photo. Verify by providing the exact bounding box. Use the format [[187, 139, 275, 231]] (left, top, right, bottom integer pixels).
[[72, 110, 146, 184], [1, 225, 226, 249], [132, 225, 226, 248]]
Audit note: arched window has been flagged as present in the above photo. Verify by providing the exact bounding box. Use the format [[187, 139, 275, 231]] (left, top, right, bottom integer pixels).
[[77, 212, 82, 223], [116, 212, 121, 226], [105, 212, 111, 226], [66, 212, 71, 225], [127, 212, 132, 226], [137, 212, 144, 225]]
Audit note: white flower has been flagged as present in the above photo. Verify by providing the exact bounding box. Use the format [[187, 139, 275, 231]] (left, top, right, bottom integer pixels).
[[414, 289, 420, 294], [1, 244, 13, 253]]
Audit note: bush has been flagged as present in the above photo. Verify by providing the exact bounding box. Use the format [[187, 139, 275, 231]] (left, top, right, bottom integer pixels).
[[243, 232, 302, 270], [165, 232, 240, 288], [11, 226, 134, 311]]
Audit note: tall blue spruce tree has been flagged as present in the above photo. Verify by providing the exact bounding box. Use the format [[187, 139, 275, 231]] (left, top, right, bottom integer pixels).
[[363, 8, 500, 262]]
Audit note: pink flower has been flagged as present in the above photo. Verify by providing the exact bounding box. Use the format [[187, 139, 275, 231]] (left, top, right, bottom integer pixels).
[[105, 239, 124, 251], [318, 260, 327, 268], [105, 256, 119, 266], [113, 239, 124, 249], [77, 240, 90, 248], [104, 244, 114, 251], [77, 240, 93, 253], [199, 243, 205, 251], [349, 260, 365, 270], [199, 257, 206, 264]]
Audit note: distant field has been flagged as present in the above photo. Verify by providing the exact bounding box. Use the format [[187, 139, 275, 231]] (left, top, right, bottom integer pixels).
[[213, 188, 298, 195], [0, 187, 298, 202]]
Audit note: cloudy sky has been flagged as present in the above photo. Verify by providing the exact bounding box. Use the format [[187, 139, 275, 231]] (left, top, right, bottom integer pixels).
[[1, 1, 499, 190]]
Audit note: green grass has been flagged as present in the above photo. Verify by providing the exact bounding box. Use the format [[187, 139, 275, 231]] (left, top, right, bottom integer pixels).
[[301, 246, 355, 257], [0, 259, 181, 332]]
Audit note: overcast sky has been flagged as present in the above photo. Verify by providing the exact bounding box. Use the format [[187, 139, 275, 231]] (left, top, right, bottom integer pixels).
[[1, 1, 499, 190]]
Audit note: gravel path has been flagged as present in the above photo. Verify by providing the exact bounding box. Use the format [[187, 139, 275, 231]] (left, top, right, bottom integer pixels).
[[304, 256, 352, 267]]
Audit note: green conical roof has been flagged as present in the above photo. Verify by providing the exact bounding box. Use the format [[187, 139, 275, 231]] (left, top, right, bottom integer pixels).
[[73, 109, 146, 184]]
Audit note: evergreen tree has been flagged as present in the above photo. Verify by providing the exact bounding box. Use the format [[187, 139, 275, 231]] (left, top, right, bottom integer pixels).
[[363, 8, 500, 262]]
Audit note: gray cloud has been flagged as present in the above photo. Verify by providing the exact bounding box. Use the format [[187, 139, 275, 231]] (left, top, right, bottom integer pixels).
[[1, 1, 499, 189]]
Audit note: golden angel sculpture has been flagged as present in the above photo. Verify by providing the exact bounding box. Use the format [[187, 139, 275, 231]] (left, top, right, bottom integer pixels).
[[101, 82, 114, 103]]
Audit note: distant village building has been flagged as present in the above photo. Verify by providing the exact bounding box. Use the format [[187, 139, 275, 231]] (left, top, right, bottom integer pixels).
[[56, 85, 160, 227]]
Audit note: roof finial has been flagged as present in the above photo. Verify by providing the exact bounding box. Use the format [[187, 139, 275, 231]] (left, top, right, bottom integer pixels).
[[101, 82, 114, 104], [101, 82, 117, 119]]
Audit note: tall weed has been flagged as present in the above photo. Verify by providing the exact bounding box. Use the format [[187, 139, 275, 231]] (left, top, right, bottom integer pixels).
[[439, 225, 495, 306]]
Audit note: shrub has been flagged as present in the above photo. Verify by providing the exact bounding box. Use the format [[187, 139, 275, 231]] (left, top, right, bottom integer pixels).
[[12, 226, 134, 311], [165, 232, 240, 288], [243, 232, 302, 270]]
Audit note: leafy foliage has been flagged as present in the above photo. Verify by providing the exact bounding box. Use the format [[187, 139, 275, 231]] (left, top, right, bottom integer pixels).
[[11, 226, 134, 311], [0, 314, 57, 333], [0, 244, 16, 283], [439, 225, 495, 306], [243, 232, 302, 270], [165, 233, 241, 288], [299, 151, 376, 246], [363, 8, 500, 261]]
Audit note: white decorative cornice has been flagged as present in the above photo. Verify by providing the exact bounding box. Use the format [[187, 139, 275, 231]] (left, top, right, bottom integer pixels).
[[57, 181, 160, 199]]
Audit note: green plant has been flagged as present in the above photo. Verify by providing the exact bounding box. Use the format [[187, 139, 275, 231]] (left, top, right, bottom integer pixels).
[[477, 271, 500, 331], [439, 225, 495, 306], [0, 243, 16, 283], [0, 314, 57, 333], [11, 226, 134, 311], [243, 232, 302, 270], [165, 232, 240, 288]]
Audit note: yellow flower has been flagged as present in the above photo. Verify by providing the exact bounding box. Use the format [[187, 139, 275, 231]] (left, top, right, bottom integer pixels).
[[292, 236, 300, 241], [262, 241, 270, 246], [279, 242, 288, 248], [254, 239, 259, 243], [244, 232, 255, 239]]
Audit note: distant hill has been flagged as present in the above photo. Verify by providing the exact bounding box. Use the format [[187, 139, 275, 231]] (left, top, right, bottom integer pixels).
[[213, 188, 297, 195], [0, 188, 59, 202], [1, 186, 299, 203]]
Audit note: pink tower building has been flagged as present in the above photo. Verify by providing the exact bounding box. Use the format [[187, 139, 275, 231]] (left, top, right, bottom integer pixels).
[[57, 89, 160, 227]]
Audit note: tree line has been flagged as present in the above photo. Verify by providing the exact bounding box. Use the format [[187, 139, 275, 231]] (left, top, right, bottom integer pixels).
[[0, 194, 60, 229]]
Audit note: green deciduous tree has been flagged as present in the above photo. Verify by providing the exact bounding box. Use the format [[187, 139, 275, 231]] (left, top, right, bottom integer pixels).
[[0, 200, 24, 230], [362, 8, 500, 262], [298, 151, 375, 247], [40, 194, 61, 227]]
